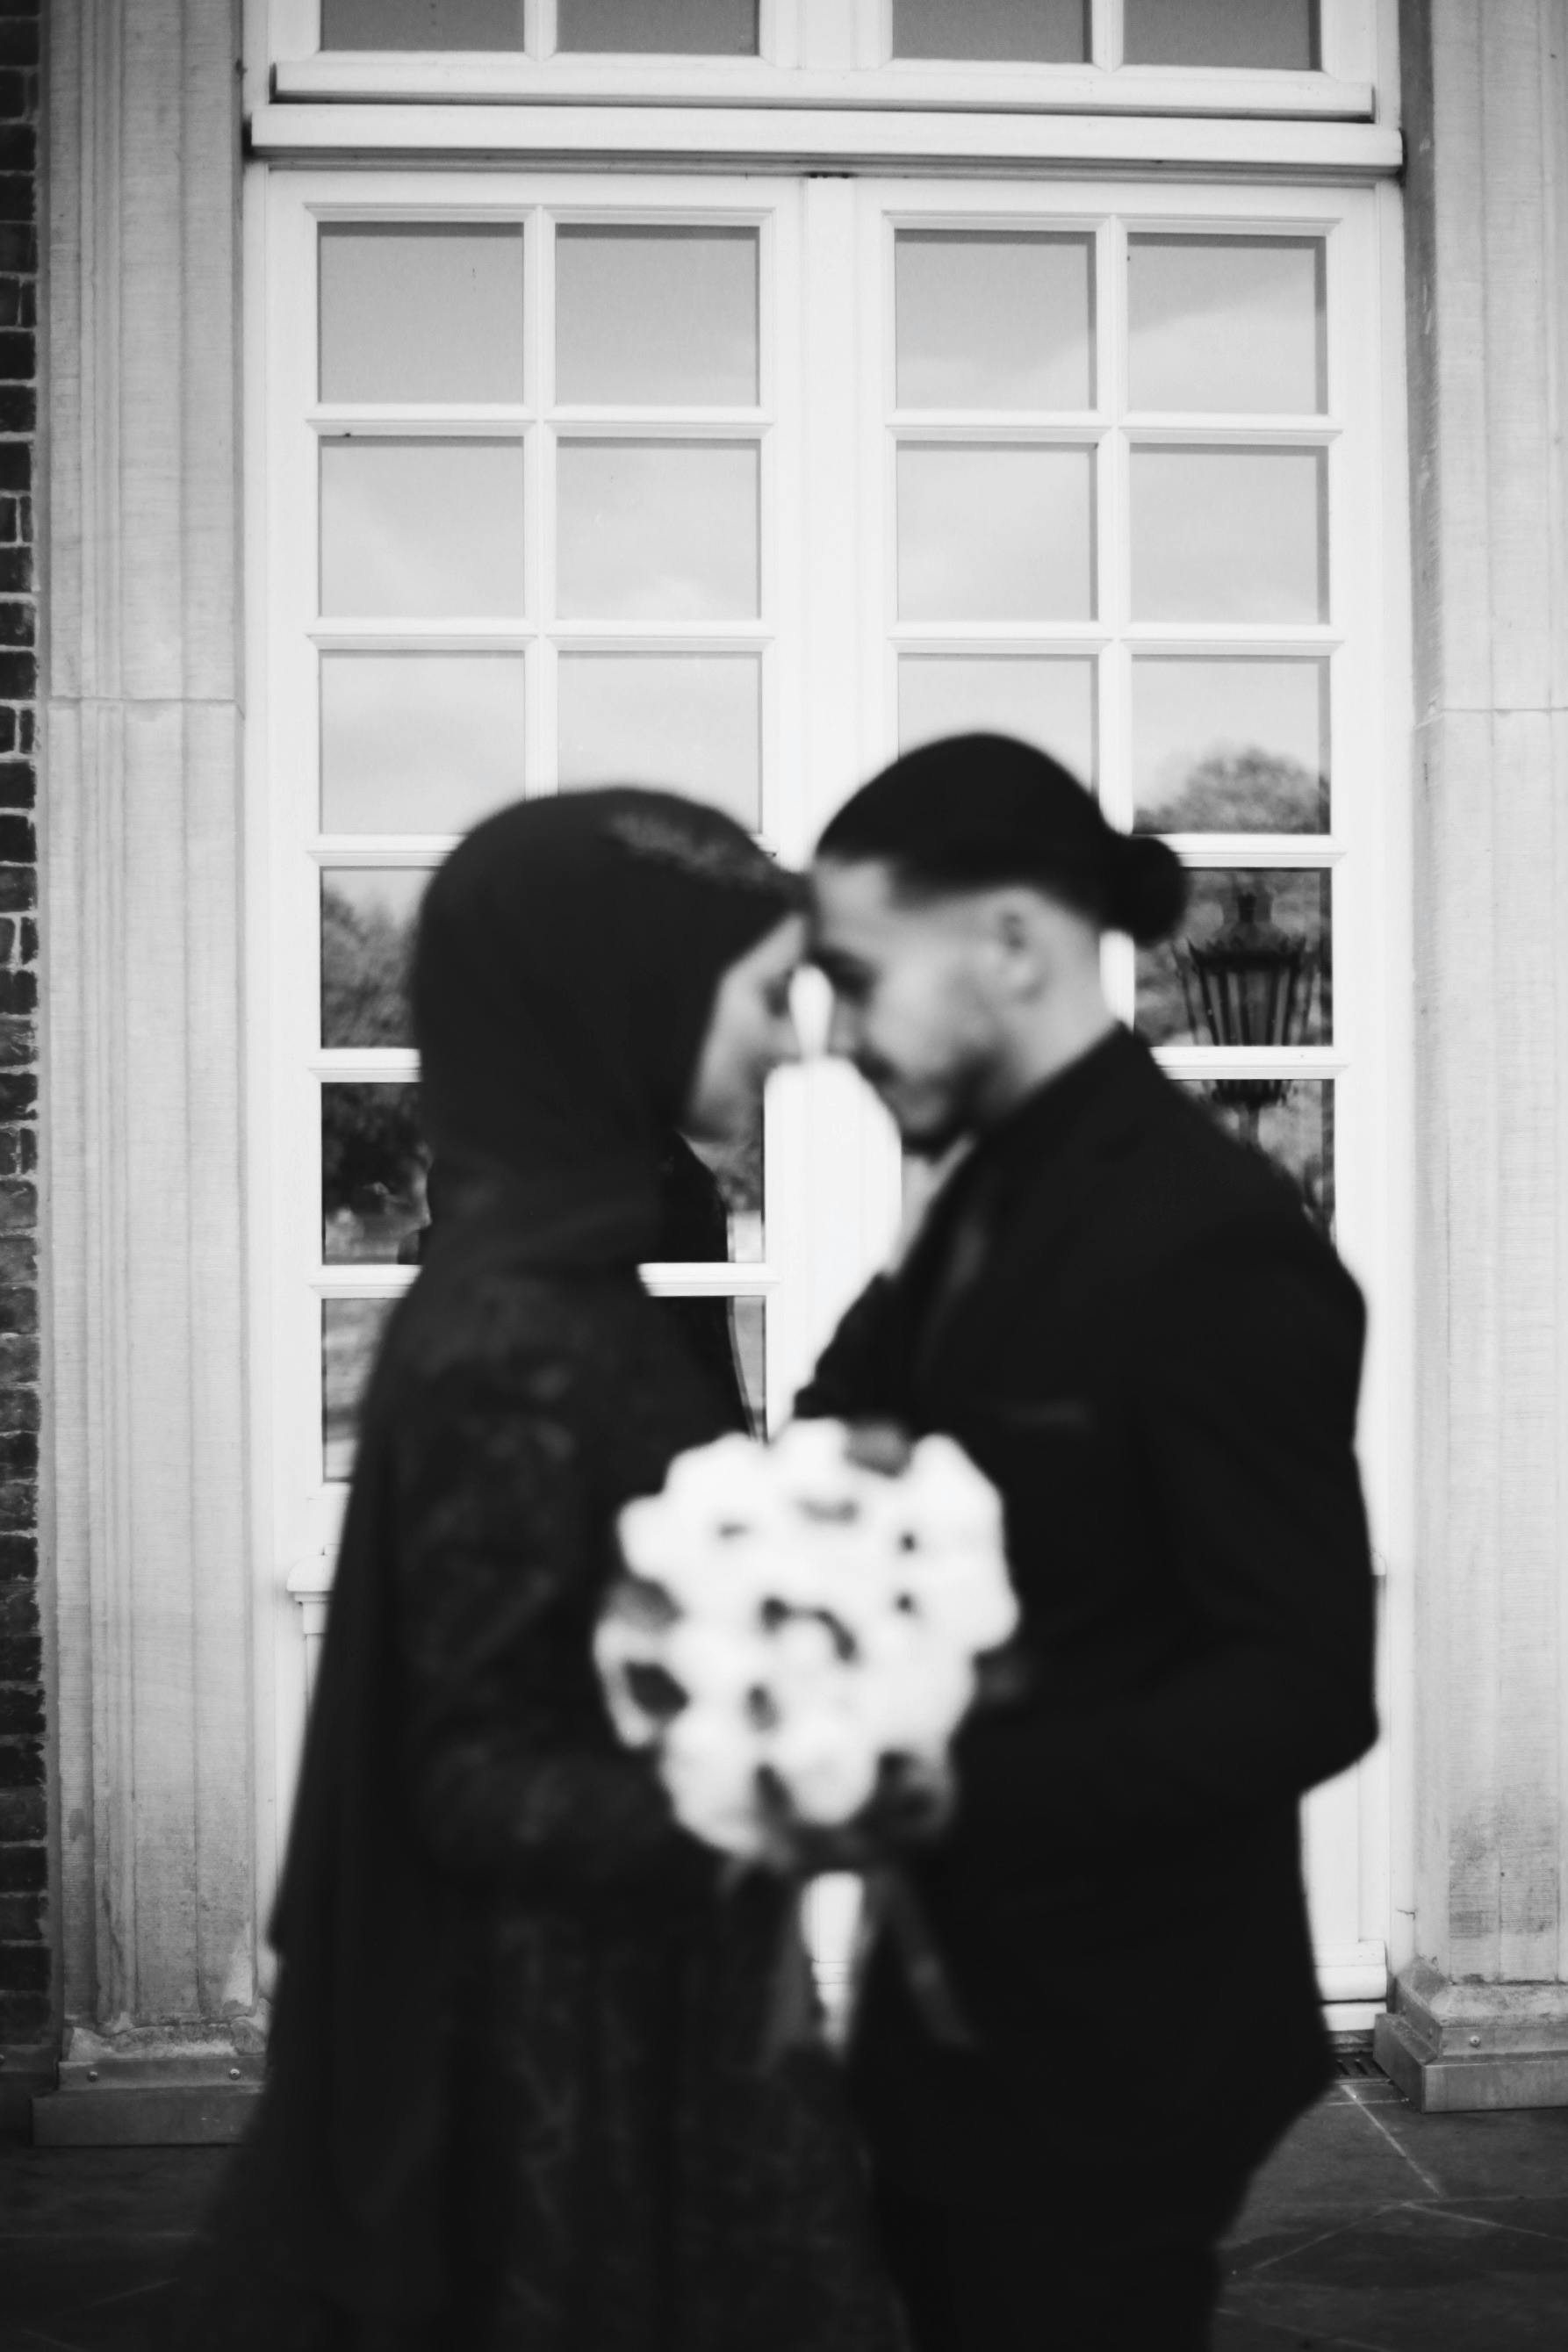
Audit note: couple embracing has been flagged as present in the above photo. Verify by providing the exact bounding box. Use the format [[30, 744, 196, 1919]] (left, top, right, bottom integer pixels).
[[170, 735, 1377, 2352]]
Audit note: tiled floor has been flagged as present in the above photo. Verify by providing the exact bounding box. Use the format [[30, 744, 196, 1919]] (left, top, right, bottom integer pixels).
[[0, 2077, 1565, 2348], [1217, 2074, 1568, 2348]]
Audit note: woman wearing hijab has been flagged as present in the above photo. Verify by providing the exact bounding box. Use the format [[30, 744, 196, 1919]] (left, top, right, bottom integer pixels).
[[167, 790, 899, 2352]]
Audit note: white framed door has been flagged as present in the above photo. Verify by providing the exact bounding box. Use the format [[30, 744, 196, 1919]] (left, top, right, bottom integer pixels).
[[250, 161, 1407, 2025], [841, 175, 1402, 2019]]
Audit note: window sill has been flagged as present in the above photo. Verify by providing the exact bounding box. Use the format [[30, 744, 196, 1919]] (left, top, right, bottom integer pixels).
[[250, 101, 1403, 180], [272, 58, 1378, 124]]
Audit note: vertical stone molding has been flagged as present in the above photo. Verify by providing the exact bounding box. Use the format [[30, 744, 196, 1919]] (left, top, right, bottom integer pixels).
[[1377, 0, 1568, 2109], [41, 1, 256, 2123]]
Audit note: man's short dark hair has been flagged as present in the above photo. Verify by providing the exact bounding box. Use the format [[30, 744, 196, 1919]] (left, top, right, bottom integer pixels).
[[816, 733, 1187, 947]]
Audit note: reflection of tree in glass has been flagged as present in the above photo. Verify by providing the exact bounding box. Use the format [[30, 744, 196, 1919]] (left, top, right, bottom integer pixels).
[[322, 882, 414, 1048], [322, 1083, 428, 1262], [1135, 746, 1327, 837], [323, 1298, 393, 1482]]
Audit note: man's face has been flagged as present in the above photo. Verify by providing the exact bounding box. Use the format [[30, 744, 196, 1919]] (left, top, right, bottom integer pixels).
[[809, 859, 1005, 1156]]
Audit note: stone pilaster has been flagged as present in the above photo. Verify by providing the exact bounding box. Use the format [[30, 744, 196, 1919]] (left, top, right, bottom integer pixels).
[[38, 1, 258, 2140], [1376, 0, 1568, 2110]]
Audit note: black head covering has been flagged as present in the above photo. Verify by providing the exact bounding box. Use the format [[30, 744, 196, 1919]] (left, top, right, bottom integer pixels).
[[252, 791, 798, 2321], [413, 788, 802, 1264], [816, 732, 1187, 946]]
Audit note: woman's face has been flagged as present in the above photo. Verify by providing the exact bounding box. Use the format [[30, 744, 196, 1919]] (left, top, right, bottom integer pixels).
[[684, 913, 807, 1140]]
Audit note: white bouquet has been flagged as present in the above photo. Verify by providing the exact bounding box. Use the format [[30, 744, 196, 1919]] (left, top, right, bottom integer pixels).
[[595, 1416, 1017, 1872]]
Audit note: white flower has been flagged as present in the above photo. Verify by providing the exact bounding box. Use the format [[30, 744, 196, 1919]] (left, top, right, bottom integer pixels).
[[662, 1705, 770, 1860], [663, 1431, 773, 1536], [860, 1615, 976, 1759], [765, 1709, 881, 1827], [771, 1418, 876, 1531], [598, 1415, 1016, 1865], [665, 1617, 769, 1704], [901, 1547, 1019, 1655], [766, 1611, 840, 1687], [901, 1435, 1007, 1551]]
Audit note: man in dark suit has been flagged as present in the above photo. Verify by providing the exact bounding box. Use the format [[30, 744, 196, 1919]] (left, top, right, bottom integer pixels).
[[799, 735, 1378, 2352]]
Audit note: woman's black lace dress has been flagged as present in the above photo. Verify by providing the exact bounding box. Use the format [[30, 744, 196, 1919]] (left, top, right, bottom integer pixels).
[[168, 790, 901, 2351], [168, 1250, 900, 2352]]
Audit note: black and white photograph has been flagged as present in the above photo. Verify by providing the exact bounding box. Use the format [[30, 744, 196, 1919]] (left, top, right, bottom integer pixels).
[[3, 4, 1567, 2348]]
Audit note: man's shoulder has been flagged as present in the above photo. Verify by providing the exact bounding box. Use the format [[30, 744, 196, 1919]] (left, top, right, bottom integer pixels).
[[1061, 1057, 1351, 1300]]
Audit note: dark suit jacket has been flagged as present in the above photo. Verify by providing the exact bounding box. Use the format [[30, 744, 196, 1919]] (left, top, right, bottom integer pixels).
[[797, 1027, 1378, 2207]]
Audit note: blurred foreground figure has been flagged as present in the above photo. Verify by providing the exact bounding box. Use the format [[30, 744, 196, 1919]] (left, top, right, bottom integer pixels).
[[165, 790, 899, 2352], [802, 736, 1377, 2352]]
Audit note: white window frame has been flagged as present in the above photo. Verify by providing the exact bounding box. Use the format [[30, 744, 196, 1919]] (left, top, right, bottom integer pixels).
[[243, 41, 1413, 2030], [848, 175, 1407, 2022], [263, 0, 1385, 122]]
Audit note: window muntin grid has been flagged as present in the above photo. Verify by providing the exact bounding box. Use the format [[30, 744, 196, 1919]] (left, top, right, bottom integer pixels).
[[277, 0, 1379, 122], [304, 199, 780, 1478], [884, 207, 1342, 1226], [310, 0, 1326, 76]]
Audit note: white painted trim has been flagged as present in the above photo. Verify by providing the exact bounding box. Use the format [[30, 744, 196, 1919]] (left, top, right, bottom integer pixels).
[[250, 102, 1403, 177], [1315, 1941, 1392, 2003], [271, 58, 1377, 121], [244, 91, 287, 2009], [303, 1262, 787, 1297], [1370, 169, 1414, 1989]]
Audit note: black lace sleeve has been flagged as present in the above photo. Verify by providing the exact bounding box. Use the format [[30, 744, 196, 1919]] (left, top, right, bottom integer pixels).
[[391, 1320, 710, 1898]]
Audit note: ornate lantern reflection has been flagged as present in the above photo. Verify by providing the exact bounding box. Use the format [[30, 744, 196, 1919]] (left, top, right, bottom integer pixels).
[[1176, 880, 1319, 1149]]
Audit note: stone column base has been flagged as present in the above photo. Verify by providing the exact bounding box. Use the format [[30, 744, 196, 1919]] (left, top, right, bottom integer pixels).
[[30, 2020, 264, 2147], [1375, 1961, 1568, 2112]]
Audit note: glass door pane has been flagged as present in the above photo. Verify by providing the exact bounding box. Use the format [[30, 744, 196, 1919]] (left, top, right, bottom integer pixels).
[[320, 226, 525, 404], [321, 0, 527, 47], [557, 440, 760, 619], [899, 656, 1097, 780], [556, 227, 759, 406], [1128, 238, 1325, 414], [1122, 0, 1317, 69], [1130, 448, 1327, 623], [558, 653, 761, 825], [897, 445, 1094, 622], [320, 441, 528, 618], [1133, 658, 1328, 834], [557, 0, 759, 53], [892, 0, 1090, 63], [321, 1085, 428, 1263], [895, 234, 1094, 411], [320, 869, 430, 1049], [323, 1301, 397, 1482], [320, 653, 526, 834], [1137, 870, 1333, 1047]]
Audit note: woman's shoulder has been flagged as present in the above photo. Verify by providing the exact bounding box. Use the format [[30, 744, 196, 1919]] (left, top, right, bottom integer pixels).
[[387, 1259, 657, 1407], [362, 1262, 726, 1518]]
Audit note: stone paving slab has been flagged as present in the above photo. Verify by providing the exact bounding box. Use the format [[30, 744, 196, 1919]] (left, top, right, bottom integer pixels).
[[1, 2085, 1566, 2348], [1216, 2081, 1568, 2350]]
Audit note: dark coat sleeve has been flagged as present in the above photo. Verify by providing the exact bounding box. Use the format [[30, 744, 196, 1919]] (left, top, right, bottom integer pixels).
[[392, 1334, 709, 1895], [955, 1219, 1379, 1855]]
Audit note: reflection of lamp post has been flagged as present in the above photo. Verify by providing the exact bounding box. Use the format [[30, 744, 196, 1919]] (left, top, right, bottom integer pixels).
[[1176, 881, 1318, 1148]]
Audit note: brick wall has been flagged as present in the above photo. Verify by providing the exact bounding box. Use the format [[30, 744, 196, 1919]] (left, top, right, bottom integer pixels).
[[0, 0, 42, 2065]]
